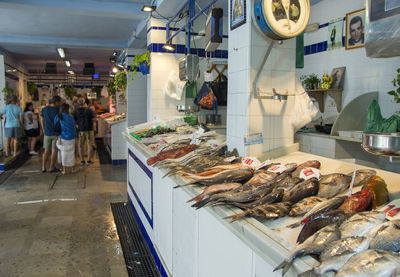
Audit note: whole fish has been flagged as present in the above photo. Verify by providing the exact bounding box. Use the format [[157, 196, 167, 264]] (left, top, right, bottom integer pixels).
[[335, 249, 400, 277], [338, 189, 372, 212], [362, 175, 389, 209], [274, 224, 340, 276], [297, 209, 355, 244], [349, 169, 377, 187], [186, 183, 242, 203], [224, 202, 291, 223], [181, 163, 244, 178], [368, 220, 400, 252], [299, 236, 370, 276], [339, 211, 386, 238], [282, 178, 319, 204], [147, 144, 197, 165], [291, 160, 321, 177], [317, 173, 352, 198], [177, 167, 254, 188], [274, 175, 304, 191], [289, 196, 325, 217], [231, 189, 284, 210], [287, 196, 347, 228]]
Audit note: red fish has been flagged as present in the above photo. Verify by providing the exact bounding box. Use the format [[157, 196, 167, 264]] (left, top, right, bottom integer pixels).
[[147, 144, 197, 165], [338, 189, 372, 212]]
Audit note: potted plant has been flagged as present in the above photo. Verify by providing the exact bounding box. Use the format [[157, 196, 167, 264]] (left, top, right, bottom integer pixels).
[[27, 82, 37, 97], [64, 85, 77, 100], [107, 81, 116, 98], [300, 74, 321, 90], [114, 71, 127, 97], [2, 85, 15, 103], [387, 67, 400, 111], [135, 51, 150, 75]]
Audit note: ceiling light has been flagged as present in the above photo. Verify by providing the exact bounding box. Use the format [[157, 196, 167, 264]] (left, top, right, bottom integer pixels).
[[65, 60, 71, 67], [141, 5, 156, 12], [162, 43, 176, 52], [57, 48, 65, 58], [112, 67, 119, 73], [6, 69, 16, 73], [68, 70, 74, 74]]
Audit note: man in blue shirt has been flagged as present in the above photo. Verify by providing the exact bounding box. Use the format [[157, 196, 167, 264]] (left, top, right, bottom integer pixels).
[[0, 95, 23, 156], [40, 95, 61, 173]]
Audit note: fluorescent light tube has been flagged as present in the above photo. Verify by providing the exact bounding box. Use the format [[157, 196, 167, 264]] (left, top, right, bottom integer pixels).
[[65, 60, 71, 67], [57, 48, 65, 58]]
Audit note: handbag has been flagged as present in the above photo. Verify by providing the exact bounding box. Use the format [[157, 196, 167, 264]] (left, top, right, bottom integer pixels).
[[211, 75, 228, 106], [194, 82, 217, 110]]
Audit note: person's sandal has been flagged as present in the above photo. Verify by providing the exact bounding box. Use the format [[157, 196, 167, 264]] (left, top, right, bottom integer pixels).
[[49, 168, 61, 173], [80, 161, 86, 166], [41, 169, 47, 173]]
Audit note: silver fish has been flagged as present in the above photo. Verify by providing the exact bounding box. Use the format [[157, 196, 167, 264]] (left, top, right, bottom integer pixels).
[[186, 183, 242, 203], [282, 178, 319, 204], [289, 196, 325, 217], [368, 220, 400, 252], [274, 224, 340, 276], [339, 211, 386, 238], [335, 249, 400, 277], [317, 173, 352, 198]]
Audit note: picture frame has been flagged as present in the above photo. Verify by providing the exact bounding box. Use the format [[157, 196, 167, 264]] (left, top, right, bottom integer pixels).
[[345, 9, 366, 50], [330, 67, 346, 89], [230, 0, 246, 30], [369, 0, 400, 22]]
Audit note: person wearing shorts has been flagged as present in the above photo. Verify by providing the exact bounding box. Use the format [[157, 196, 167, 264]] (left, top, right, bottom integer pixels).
[[24, 102, 40, 155], [0, 95, 23, 156], [40, 95, 61, 173], [74, 98, 94, 166]]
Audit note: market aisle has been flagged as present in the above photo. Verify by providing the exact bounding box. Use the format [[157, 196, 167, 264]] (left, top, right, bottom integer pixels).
[[0, 153, 128, 277]]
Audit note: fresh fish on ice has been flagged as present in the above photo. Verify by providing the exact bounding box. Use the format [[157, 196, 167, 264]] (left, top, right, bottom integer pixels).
[[282, 178, 319, 204], [289, 196, 325, 217], [339, 211, 386, 238], [224, 202, 291, 223], [368, 219, 400, 252], [317, 173, 352, 198]]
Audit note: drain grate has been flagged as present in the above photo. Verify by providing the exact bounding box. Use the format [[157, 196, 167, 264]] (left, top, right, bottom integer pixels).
[[111, 202, 161, 277]]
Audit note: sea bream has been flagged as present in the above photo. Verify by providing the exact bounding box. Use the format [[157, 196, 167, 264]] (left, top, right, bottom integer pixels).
[[296, 209, 355, 244], [335, 249, 400, 277], [282, 178, 319, 204], [339, 211, 386, 238], [274, 224, 341, 276], [291, 160, 321, 178], [299, 236, 370, 277], [224, 202, 291, 223], [186, 183, 242, 204], [368, 219, 400, 252], [289, 196, 325, 217], [317, 173, 352, 198], [232, 188, 284, 210]]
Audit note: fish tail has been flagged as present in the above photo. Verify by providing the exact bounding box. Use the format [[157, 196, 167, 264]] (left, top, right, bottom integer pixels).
[[223, 211, 248, 223], [147, 157, 159, 165], [273, 260, 293, 276], [187, 193, 204, 203], [191, 198, 214, 209], [173, 183, 194, 189]]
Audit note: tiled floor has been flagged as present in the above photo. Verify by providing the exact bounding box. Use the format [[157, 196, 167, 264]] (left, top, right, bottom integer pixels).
[[0, 153, 128, 277]]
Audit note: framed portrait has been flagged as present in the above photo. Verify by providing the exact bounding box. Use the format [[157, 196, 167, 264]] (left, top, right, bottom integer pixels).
[[330, 67, 346, 89], [327, 17, 344, 51], [345, 9, 366, 50], [369, 0, 400, 22], [231, 0, 246, 30]]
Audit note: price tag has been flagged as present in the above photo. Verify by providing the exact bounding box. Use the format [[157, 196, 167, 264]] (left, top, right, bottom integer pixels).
[[224, 156, 237, 163], [255, 160, 272, 170], [267, 164, 287, 174], [241, 157, 260, 167], [379, 200, 400, 220], [299, 167, 321, 180]]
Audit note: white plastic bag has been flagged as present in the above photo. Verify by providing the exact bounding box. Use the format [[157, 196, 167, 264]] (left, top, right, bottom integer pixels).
[[164, 71, 186, 101]]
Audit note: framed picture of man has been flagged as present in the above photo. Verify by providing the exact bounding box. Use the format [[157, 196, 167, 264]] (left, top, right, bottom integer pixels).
[[345, 9, 366, 50], [330, 67, 346, 89], [231, 0, 246, 30]]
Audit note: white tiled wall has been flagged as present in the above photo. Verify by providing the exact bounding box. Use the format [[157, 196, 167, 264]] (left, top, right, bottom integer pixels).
[[297, 0, 400, 118]]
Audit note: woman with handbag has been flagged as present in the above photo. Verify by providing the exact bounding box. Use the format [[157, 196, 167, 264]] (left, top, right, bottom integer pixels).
[[54, 103, 77, 174]]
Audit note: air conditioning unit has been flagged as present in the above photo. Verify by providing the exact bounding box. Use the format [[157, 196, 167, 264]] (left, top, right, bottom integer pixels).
[[205, 8, 223, 52], [45, 63, 57, 74], [83, 63, 95, 75], [179, 54, 199, 81]]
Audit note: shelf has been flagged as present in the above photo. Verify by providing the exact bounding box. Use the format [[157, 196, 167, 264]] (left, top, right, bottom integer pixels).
[[306, 88, 343, 113]]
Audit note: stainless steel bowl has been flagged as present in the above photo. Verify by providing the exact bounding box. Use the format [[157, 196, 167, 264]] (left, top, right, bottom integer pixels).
[[362, 132, 400, 157], [177, 105, 200, 113]]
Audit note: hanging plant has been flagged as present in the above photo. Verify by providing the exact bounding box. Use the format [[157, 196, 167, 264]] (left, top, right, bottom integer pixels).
[[64, 85, 77, 100], [107, 81, 116, 97], [114, 71, 127, 96], [2, 85, 15, 103], [27, 82, 37, 96], [133, 50, 150, 75], [387, 67, 400, 105]]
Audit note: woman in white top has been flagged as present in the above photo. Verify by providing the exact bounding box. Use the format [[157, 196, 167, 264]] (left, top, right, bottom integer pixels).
[[24, 102, 39, 155]]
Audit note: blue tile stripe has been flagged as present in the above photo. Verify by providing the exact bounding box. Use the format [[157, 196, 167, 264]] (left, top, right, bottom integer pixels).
[[147, 43, 228, 58], [304, 36, 345, 56], [128, 196, 169, 277], [128, 149, 154, 228], [112, 159, 127, 165], [147, 26, 228, 38]]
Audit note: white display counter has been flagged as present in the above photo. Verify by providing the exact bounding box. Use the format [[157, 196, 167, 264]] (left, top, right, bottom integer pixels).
[[124, 133, 400, 277], [103, 118, 127, 165]]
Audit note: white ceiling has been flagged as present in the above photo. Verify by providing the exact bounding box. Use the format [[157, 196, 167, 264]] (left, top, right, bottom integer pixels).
[[0, 0, 325, 75]]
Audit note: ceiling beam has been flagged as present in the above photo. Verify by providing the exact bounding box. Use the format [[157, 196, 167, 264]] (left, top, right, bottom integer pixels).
[[0, 0, 148, 20], [0, 34, 127, 48]]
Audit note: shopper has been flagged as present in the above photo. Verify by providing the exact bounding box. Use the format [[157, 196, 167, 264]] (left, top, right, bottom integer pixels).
[[40, 95, 62, 173], [24, 102, 39, 155], [54, 103, 77, 174], [74, 98, 94, 166], [0, 95, 23, 156], [72, 96, 79, 111]]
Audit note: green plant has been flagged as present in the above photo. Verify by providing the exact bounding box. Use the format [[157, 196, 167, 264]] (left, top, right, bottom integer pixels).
[[128, 50, 150, 82], [107, 81, 116, 97], [64, 85, 77, 100], [2, 85, 15, 103], [27, 82, 37, 96], [300, 74, 320, 90], [387, 68, 400, 104], [114, 71, 127, 96]]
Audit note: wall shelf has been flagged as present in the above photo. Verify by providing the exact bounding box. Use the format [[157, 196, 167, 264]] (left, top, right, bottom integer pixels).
[[306, 88, 343, 113]]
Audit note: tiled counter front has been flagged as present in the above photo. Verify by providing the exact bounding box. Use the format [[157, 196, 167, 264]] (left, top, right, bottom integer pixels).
[[103, 119, 127, 165], [124, 133, 400, 277]]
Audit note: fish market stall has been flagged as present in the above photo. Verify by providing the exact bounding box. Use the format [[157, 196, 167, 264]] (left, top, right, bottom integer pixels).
[[103, 114, 127, 165], [124, 123, 400, 277]]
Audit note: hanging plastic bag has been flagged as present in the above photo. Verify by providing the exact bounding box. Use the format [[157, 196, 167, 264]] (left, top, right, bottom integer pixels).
[[211, 74, 228, 106], [164, 71, 186, 101], [194, 82, 217, 110]]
